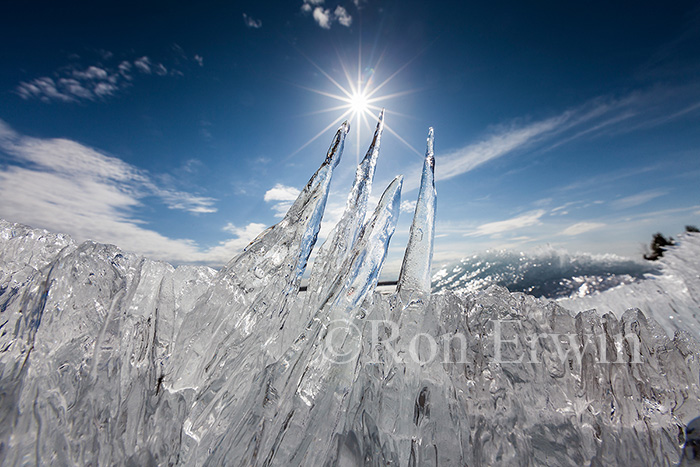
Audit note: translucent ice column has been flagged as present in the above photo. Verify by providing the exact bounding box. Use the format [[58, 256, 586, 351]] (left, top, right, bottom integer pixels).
[[169, 122, 348, 392], [200, 176, 403, 467], [302, 110, 384, 317], [396, 127, 436, 307]]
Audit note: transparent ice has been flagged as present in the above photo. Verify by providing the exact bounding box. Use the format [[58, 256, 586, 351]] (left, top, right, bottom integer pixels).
[[1, 115, 699, 466]]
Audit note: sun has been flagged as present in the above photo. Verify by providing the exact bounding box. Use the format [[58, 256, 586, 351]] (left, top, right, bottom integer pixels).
[[350, 90, 369, 115], [289, 48, 423, 162]]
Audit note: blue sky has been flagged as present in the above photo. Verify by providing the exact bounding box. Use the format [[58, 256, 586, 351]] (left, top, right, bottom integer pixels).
[[1, 0, 699, 276]]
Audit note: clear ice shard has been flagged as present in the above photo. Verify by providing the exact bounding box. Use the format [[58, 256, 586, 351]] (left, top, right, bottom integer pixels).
[[169, 121, 348, 392], [201, 175, 403, 466], [396, 127, 436, 307], [302, 109, 384, 319], [2, 120, 700, 466]]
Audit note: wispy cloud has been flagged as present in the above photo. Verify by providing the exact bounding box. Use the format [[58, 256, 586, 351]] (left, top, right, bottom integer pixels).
[[133, 56, 154, 74], [243, 13, 262, 29], [435, 118, 565, 185], [401, 86, 700, 193], [560, 222, 606, 236], [465, 210, 546, 237], [15, 51, 200, 103], [403, 106, 601, 192], [0, 120, 262, 265], [558, 164, 661, 193], [0, 120, 216, 215], [612, 190, 667, 209]]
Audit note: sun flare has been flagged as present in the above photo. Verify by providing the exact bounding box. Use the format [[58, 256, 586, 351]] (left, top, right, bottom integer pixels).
[[290, 49, 423, 162], [350, 90, 369, 115]]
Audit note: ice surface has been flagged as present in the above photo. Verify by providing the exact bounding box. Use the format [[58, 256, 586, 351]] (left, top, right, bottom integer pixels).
[[433, 246, 655, 299], [1, 120, 700, 466], [559, 232, 700, 338]]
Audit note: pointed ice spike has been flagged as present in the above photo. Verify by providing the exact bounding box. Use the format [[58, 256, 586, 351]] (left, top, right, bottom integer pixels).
[[200, 176, 403, 467], [327, 173, 402, 315], [396, 127, 436, 306], [179, 176, 403, 465], [169, 122, 348, 392], [299, 110, 384, 321]]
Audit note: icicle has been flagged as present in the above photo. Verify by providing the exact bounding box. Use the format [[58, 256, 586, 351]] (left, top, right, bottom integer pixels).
[[169, 122, 349, 392], [325, 173, 402, 316], [201, 176, 403, 467], [300, 110, 384, 320], [396, 127, 436, 307]]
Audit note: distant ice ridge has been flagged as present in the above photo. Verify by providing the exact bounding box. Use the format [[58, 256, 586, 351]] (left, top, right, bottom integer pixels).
[[433, 247, 656, 299], [1, 115, 699, 466], [560, 232, 700, 338]]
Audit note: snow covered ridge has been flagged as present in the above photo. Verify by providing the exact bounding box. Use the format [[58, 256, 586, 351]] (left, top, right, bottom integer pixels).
[[560, 232, 700, 339], [432, 247, 657, 299], [1, 116, 699, 465]]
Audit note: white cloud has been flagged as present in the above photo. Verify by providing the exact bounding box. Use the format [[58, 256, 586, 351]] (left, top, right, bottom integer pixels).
[[94, 82, 118, 97], [612, 190, 667, 209], [194, 55, 204, 67], [154, 188, 217, 214], [57, 78, 93, 99], [17, 77, 76, 103], [400, 200, 417, 213], [72, 66, 109, 80], [214, 222, 268, 253], [118, 61, 133, 77], [264, 183, 301, 217], [301, 0, 351, 29], [264, 184, 301, 202], [16, 55, 173, 104], [243, 13, 262, 28], [0, 120, 260, 266], [312, 7, 332, 29], [134, 56, 152, 74], [154, 63, 168, 76], [465, 210, 546, 237], [560, 222, 606, 236], [334, 6, 352, 26], [403, 91, 700, 193]]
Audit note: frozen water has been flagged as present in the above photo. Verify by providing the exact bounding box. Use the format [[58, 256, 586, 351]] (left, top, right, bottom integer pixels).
[[396, 127, 436, 308], [433, 246, 655, 299], [559, 231, 700, 338], [1, 117, 700, 466]]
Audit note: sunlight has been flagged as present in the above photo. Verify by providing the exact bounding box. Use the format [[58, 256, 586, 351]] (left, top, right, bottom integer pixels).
[[288, 46, 424, 161], [350, 90, 369, 115]]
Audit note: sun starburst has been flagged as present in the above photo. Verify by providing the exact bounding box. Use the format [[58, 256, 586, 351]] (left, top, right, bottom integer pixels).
[[289, 47, 423, 163]]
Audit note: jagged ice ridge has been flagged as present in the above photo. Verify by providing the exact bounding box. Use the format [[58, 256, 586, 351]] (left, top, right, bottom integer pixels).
[[1, 114, 700, 465]]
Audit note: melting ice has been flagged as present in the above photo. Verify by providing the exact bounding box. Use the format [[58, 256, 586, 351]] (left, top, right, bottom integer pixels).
[[1, 115, 700, 466]]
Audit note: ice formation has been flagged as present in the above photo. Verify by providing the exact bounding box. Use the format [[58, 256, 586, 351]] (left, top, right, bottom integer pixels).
[[1, 115, 700, 466], [432, 247, 656, 299], [559, 232, 700, 339]]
